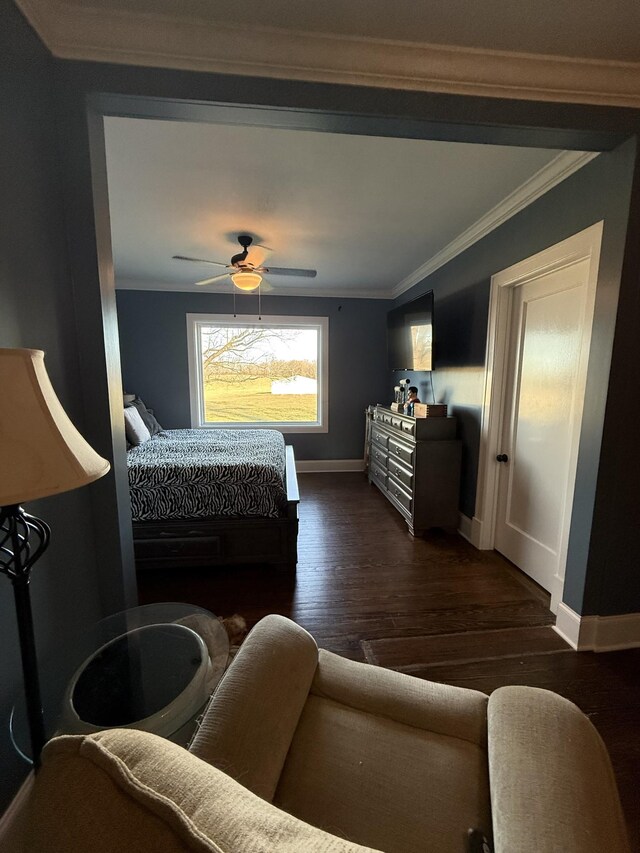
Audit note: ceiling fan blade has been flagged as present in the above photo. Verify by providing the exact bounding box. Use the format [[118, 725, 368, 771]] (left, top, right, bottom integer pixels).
[[173, 255, 228, 267], [264, 267, 317, 278], [245, 243, 272, 268], [259, 279, 274, 293], [195, 272, 231, 286]]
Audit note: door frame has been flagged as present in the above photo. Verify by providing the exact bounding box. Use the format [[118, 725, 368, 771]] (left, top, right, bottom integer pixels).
[[474, 222, 604, 613]]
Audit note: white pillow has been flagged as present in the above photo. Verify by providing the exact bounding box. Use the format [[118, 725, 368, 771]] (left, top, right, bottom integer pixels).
[[124, 406, 151, 446]]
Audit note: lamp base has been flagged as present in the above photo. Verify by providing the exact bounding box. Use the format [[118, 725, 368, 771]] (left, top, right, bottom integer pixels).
[[0, 504, 50, 767]]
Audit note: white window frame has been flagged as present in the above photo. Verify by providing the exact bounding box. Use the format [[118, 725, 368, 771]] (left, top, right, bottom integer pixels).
[[186, 313, 329, 433]]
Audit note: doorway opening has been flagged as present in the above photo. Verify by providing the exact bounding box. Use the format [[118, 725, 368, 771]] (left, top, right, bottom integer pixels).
[[84, 88, 631, 640]]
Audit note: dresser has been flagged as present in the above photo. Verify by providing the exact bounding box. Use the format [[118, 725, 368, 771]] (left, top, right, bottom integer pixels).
[[367, 405, 461, 536]]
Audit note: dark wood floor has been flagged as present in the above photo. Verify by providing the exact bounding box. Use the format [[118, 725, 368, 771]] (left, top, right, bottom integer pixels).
[[138, 472, 640, 848]]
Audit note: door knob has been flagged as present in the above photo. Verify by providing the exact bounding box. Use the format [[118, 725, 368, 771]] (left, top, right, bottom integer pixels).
[[496, 453, 509, 462]]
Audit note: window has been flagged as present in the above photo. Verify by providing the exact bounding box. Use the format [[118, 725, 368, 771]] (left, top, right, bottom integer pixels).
[[187, 314, 328, 433]]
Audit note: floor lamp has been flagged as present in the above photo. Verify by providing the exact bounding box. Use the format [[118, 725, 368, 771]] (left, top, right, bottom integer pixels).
[[0, 348, 110, 766]]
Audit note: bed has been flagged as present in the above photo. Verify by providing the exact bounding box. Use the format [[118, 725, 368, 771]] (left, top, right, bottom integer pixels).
[[125, 416, 299, 573]]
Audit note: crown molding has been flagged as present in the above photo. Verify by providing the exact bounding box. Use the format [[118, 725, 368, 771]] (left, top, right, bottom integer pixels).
[[15, 0, 640, 108], [391, 150, 599, 298]]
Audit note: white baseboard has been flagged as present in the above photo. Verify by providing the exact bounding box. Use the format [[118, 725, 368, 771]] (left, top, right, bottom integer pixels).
[[470, 515, 494, 550], [554, 602, 640, 651], [553, 603, 583, 648], [458, 513, 472, 542], [457, 513, 482, 548], [296, 459, 364, 473], [549, 573, 564, 616]]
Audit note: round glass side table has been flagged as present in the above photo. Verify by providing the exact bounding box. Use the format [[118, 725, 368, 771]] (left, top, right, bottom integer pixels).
[[11, 602, 229, 764]]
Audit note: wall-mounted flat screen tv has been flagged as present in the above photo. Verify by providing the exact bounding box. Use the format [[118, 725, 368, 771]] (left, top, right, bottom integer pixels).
[[387, 290, 434, 371]]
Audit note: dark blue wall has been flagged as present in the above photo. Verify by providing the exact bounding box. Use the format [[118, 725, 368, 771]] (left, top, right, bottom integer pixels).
[[393, 142, 637, 615], [0, 0, 105, 810], [116, 290, 389, 459]]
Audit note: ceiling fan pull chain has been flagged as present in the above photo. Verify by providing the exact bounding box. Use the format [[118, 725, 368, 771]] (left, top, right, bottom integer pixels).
[[258, 284, 262, 321], [233, 289, 237, 318]]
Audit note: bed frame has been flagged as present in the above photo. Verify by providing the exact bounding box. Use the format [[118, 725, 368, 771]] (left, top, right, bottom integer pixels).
[[131, 445, 299, 573]]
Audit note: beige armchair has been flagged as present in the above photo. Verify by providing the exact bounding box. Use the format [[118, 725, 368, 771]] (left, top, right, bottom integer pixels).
[[7, 614, 630, 852]]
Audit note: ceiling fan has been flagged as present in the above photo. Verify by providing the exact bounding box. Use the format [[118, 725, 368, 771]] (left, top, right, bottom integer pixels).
[[173, 235, 317, 292]]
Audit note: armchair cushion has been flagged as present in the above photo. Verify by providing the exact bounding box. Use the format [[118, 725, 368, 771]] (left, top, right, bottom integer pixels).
[[23, 729, 383, 853], [275, 651, 491, 853]]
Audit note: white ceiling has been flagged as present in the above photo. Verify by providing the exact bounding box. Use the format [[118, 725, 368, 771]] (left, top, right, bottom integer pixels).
[[105, 117, 588, 299]]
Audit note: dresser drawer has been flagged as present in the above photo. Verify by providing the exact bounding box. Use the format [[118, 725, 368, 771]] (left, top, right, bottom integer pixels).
[[371, 426, 389, 449], [387, 477, 413, 514], [369, 459, 388, 491], [388, 437, 415, 468], [387, 457, 413, 491], [134, 533, 221, 560], [399, 418, 416, 437], [370, 441, 388, 469]]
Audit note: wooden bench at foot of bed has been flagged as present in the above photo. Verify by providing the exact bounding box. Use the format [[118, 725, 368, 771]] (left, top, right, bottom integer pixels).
[[132, 446, 299, 573]]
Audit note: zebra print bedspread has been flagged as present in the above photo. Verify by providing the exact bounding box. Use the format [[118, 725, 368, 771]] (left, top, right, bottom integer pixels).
[[127, 428, 288, 521]]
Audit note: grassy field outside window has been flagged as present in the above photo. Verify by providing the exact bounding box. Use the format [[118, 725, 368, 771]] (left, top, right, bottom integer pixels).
[[204, 376, 317, 422]]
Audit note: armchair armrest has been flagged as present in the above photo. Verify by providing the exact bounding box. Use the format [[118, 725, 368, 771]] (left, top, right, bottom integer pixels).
[[189, 614, 319, 802], [487, 686, 630, 853], [21, 730, 382, 852]]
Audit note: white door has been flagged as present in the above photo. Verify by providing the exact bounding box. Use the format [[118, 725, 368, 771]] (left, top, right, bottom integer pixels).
[[494, 258, 591, 593]]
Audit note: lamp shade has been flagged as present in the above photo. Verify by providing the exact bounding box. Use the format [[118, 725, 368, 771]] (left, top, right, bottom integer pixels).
[[231, 271, 262, 291], [0, 348, 110, 506]]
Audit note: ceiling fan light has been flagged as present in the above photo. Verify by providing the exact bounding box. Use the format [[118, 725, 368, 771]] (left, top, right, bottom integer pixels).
[[231, 270, 262, 291]]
